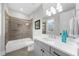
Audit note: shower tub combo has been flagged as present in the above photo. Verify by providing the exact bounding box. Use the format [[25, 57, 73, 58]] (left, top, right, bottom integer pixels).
[[6, 38, 34, 53]]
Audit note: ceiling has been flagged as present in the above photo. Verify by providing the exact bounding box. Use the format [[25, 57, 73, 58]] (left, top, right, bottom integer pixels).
[[6, 3, 75, 16], [61, 3, 75, 11], [7, 3, 41, 15], [43, 3, 75, 13]]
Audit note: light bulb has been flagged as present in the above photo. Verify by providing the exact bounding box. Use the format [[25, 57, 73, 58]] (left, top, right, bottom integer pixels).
[[50, 7, 56, 14], [46, 10, 51, 16], [58, 8, 63, 12], [56, 3, 63, 12]]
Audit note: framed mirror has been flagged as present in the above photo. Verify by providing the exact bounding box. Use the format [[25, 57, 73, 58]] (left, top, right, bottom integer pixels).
[[42, 3, 76, 38]]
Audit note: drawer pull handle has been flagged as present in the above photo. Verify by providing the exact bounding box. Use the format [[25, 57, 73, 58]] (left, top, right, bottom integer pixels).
[[41, 49, 44, 53], [53, 51, 60, 56], [41, 49, 43, 51]]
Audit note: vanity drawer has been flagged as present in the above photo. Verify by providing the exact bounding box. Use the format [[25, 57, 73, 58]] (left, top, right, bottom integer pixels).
[[36, 40, 50, 52], [50, 46, 59, 56], [54, 48, 70, 56]]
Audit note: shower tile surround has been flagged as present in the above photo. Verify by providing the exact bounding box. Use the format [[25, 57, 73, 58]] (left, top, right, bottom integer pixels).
[[5, 15, 32, 42]]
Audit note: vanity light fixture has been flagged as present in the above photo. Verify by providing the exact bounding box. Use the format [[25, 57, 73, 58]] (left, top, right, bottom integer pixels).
[[56, 3, 63, 12], [58, 8, 63, 12], [46, 10, 51, 16], [46, 3, 63, 16], [50, 7, 56, 14]]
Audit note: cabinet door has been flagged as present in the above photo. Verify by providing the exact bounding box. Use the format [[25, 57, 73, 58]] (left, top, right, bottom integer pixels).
[[50, 47, 60, 56], [33, 40, 42, 56], [50, 46, 70, 56], [42, 49, 52, 56], [37, 40, 50, 52]]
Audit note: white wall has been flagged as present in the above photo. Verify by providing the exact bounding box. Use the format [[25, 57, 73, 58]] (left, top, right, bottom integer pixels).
[[76, 3, 79, 36], [76, 3, 79, 11], [60, 9, 75, 33], [30, 5, 44, 39], [0, 4, 1, 35], [0, 3, 5, 56], [76, 3, 79, 17], [0, 3, 2, 55]]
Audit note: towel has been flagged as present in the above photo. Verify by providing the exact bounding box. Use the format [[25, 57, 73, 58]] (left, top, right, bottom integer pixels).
[[69, 16, 74, 36], [69, 16, 79, 37]]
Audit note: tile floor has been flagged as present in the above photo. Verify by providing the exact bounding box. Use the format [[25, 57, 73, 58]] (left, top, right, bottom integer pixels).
[[5, 47, 34, 56]]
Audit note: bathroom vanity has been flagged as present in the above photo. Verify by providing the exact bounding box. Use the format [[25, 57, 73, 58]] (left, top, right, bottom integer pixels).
[[34, 37, 78, 56], [36, 5, 78, 56]]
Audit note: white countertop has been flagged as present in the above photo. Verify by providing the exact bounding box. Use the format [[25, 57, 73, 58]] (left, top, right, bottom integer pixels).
[[34, 37, 78, 56]]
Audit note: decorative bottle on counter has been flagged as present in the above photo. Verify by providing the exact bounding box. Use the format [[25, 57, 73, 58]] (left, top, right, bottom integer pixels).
[[61, 30, 68, 43]]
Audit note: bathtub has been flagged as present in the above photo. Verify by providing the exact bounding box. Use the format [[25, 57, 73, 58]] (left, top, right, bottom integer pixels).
[[6, 38, 34, 53]]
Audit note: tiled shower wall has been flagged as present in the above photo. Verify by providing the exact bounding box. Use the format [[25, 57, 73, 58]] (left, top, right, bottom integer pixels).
[[5, 15, 32, 42]]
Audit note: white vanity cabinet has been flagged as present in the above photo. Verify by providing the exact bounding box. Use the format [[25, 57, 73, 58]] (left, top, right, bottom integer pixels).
[[42, 48, 52, 56], [34, 40, 42, 56], [50, 47, 70, 56], [34, 40, 52, 56], [34, 39, 71, 56]]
